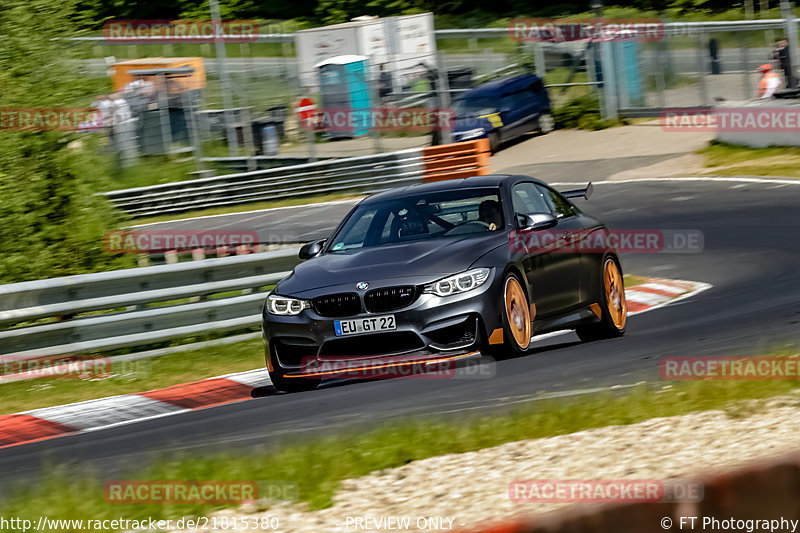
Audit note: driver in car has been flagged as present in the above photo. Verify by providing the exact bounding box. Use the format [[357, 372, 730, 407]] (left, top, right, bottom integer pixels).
[[478, 199, 502, 231]]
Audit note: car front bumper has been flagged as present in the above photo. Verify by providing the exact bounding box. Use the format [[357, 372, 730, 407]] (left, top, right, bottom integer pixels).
[[262, 272, 505, 376]]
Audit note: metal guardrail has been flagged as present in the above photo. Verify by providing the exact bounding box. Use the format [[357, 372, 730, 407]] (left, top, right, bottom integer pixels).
[[99, 141, 490, 218], [0, 249, 302, 360], [99, 148, 425, 218]]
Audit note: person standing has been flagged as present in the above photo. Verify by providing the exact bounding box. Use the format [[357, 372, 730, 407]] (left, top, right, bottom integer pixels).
[[91, 95, 116, 146], [758, 64, 782, 99], [421, 62, 442, 146], [378, 64, 392, 103], [772, 39, 795, 88]]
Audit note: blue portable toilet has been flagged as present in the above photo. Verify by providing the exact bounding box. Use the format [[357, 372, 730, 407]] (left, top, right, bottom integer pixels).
[[592, 41, 645, 111], [617, 41, 644, 108], [315, 55, 371, 138]]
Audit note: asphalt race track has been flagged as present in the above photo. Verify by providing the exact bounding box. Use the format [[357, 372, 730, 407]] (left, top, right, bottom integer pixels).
[[2, 178, 799, 491]]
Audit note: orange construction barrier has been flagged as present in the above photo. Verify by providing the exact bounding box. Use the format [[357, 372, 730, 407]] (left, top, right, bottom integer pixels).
[[421, 138, 491, 182]]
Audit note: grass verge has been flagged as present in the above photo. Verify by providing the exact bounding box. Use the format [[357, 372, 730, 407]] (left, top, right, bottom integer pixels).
[[698, 142, 800, 178], [0, 337, 265, 416], [1, 360, 799, 525], [623, 274, 649, 287]]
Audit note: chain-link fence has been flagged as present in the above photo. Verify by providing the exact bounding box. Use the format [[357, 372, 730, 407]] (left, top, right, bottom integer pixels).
[[618, 23, 794, 112], [65, 17, 799, 179]]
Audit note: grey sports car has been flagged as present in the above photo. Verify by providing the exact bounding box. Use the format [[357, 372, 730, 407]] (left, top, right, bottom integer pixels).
[[262, 174, 627, 392]]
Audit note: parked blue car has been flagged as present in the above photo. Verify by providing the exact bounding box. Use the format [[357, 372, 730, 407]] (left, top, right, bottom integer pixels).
[[451, 74, 553, 153]]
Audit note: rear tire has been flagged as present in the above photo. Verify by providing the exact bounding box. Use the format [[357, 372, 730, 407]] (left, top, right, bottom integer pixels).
[[267, 346, 321, 393], [576, 256, 627, 342]]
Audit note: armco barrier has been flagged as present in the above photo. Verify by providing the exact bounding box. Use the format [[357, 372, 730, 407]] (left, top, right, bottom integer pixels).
[[0, 249, 302, 359], [455, 449, 800, 533], [100, 141, 491, 218]]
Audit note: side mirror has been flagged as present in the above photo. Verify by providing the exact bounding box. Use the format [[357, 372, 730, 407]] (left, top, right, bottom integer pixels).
[[299, 239, 325, 260], [515, 212, 557, 230]]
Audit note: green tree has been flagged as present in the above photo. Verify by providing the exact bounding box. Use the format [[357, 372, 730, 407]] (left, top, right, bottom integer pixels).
[[0, 0, 133, 284]]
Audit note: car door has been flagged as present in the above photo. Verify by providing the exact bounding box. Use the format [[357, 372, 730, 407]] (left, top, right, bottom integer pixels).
[[535, 183, 586, 311], [498, 91, 526, 141], [510, 182, 579, 318], [511, 89, 539, 136]]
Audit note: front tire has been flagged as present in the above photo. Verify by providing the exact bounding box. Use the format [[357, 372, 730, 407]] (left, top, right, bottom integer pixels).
[[576, 256, 627, 342], [538, 111, 554, 134], [500, 273, 533, 355]]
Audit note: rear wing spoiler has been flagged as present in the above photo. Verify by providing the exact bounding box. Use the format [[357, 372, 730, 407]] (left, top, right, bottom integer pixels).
[[561, 182, 593, 200]]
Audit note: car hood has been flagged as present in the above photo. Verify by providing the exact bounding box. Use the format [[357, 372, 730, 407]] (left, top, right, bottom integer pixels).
[[277, 233, 506, 297]]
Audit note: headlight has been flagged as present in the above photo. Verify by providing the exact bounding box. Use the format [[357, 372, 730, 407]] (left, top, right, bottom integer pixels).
[[267, 293, 310, 315], [459, 128, 485, 140], [423, 268, 491, 297]]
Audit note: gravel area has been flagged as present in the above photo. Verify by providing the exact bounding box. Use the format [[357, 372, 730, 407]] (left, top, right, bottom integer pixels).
[[167, 393, 800, 533]]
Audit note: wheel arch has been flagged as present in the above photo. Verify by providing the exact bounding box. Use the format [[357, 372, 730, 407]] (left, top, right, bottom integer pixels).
[[502, 262, 533, 306], [478, 263, 532, 345]]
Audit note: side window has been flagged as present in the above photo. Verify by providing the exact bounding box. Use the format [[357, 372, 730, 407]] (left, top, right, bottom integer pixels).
[[511, 183, 551, 215], [530, 79, 544, 94], [537, 185, 577, 219], [381, 211, 396, 241]]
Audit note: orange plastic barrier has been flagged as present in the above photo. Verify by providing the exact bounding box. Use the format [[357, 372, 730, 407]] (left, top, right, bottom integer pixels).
[[421, 138, 491, 182]]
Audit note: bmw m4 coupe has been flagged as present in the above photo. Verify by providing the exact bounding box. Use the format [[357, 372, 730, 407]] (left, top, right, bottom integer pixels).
[[262, 175, 627, 392]]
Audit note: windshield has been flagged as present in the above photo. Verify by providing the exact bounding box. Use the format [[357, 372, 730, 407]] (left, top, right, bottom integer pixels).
[[328, 188, 504, 253], [453, 96, 497, 117]]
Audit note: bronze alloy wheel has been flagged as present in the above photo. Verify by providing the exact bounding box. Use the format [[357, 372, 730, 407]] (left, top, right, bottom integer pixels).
[[504, 275, 531, 350], [604, 257, 627, 330]]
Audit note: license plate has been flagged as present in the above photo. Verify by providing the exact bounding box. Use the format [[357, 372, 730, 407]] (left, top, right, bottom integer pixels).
[[334, 315, 396, 336]]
